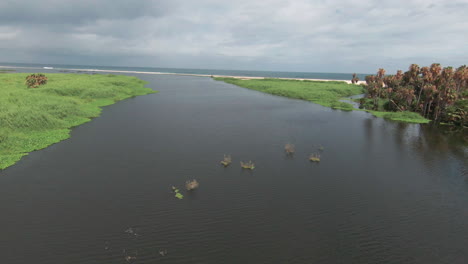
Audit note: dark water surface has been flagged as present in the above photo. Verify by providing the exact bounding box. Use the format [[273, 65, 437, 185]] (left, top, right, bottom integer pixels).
[[1, 72, 467, 264]]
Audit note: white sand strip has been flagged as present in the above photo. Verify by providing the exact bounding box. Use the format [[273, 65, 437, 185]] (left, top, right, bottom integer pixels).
[[0, 65, 366, 84]]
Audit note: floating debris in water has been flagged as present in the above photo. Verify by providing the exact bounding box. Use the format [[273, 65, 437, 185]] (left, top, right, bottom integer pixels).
[[240, 160, 255, 170], [285, 143, 295, 155], [123, 249, 138, 262], [220, 154, 232, 167], [318, 145, 325, 151], [125, 255, 136, 262], [185, 179, 199, 191], [124, 227, 139, 236], [159, 249, 168, 256], [309, 153, 321, 162]]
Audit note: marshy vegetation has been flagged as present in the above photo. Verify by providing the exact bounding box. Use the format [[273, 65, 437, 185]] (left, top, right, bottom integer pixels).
[[240, 160, 255, 170], [214, 77, 364, 111], [361, 64, 467, 126], [220, 154, 232, 167], [0, 73, 155, 170], [215, 73, 466, 126]]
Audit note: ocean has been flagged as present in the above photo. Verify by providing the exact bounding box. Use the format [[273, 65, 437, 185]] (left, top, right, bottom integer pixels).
[[0, 62, 371, 81]]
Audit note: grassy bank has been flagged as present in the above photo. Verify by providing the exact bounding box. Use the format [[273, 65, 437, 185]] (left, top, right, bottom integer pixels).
[[0, 73, 155, 170], [214, 77, 364, 111], [366, 110, 430, 123], [215, 77, 430, 123]]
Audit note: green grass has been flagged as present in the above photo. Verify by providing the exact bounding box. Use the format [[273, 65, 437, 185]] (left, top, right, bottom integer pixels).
[[215, 77, 430, 123], [366, 110, 430, 123], [0, 73, 155, 170], [214, 78, 364, 111], [358, 98, 430, 123]]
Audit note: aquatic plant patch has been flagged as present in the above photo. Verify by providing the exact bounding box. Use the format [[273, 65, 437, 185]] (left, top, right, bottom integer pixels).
[[172, 186, 184, 199], [220, 154, 232, 167], [240, 160, 255, 170], [309, 153, 321, 162]]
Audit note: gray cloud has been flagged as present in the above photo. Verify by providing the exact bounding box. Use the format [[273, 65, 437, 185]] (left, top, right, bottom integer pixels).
[[0, 0, 171, 25], [0, 0, 467, 73]]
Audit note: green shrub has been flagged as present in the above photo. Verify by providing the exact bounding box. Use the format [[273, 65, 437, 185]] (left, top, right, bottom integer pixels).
[[25, 73, 48, 88]]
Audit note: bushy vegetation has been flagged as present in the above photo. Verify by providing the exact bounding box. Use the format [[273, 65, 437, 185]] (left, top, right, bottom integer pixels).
[[362, 64, 467, 126], [0, 73, 155, 170], [214, 78, 364, 111], [25, 73, 48, 88]]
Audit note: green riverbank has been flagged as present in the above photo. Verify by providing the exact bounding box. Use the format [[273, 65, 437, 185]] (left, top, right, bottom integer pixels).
[[0, 73, 155, 170], [215, 77, 429, 123], [214, 77, 364, 111]]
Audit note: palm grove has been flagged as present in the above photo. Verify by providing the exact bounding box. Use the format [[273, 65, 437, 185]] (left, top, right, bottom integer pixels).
[[359, 64, 467, 126]]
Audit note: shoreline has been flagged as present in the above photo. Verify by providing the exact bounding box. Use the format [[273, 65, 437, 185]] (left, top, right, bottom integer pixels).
[[0, 73, 155, 170], [0, 65, 366, 84], [215, 77, 431, 124]]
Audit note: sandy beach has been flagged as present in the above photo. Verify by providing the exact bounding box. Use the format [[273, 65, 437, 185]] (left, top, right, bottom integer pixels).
[[0, 65, 366, 84]]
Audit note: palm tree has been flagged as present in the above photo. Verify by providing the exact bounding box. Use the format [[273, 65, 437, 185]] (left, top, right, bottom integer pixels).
[[375, 68, 386, 107], [361, 63, 466, 125], [351, 73, 359, 84]]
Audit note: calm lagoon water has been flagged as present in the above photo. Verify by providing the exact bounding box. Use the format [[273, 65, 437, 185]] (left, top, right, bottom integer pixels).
[[0, 69, 467, 264]]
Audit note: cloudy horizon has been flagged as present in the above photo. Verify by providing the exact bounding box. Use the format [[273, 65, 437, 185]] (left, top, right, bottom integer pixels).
[[0, 0, 467, 73]]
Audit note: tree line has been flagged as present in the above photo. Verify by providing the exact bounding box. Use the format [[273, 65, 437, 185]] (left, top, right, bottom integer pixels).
[[359, 64, 467, 126]]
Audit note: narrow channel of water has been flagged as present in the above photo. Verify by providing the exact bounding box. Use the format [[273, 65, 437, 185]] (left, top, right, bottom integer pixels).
[[0, 70, 467, 264]]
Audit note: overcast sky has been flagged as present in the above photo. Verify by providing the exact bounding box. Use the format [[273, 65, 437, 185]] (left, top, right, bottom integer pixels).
[[0, 0, 467, 73]]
